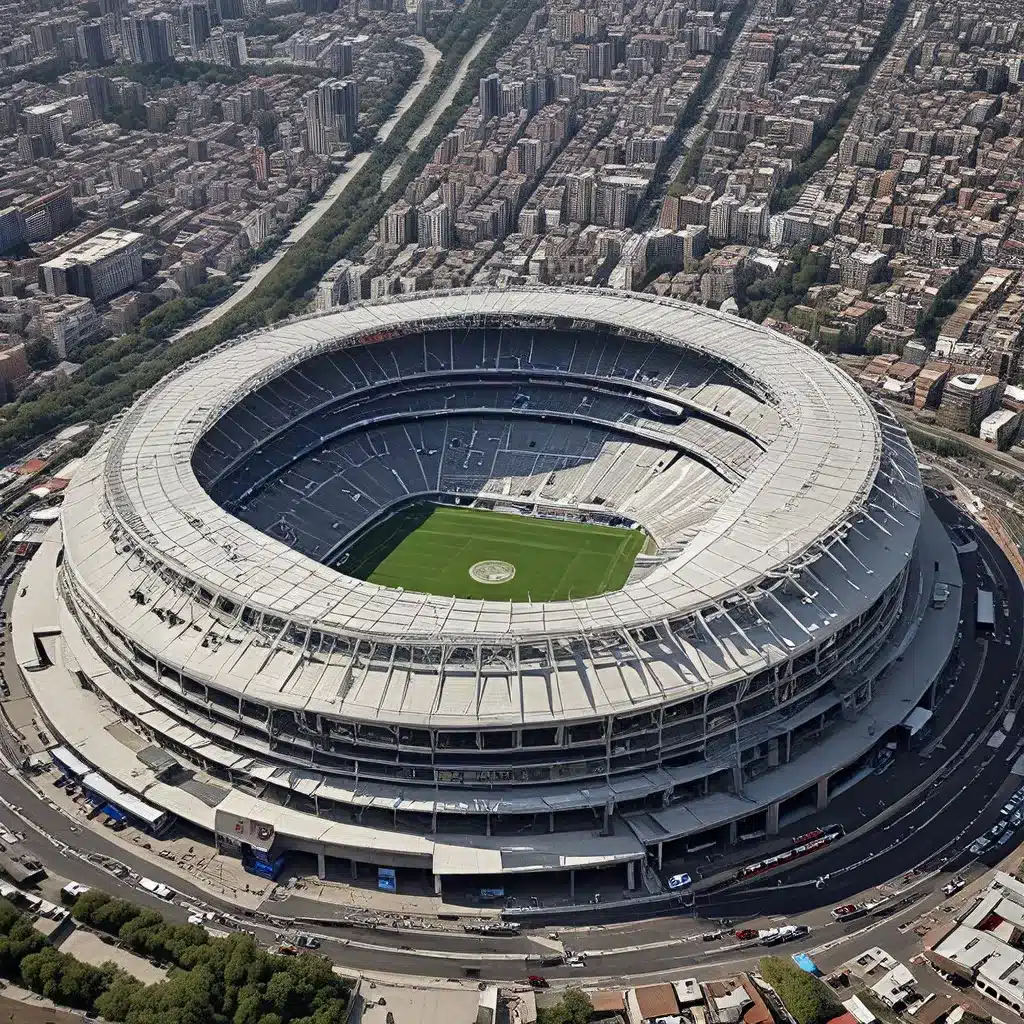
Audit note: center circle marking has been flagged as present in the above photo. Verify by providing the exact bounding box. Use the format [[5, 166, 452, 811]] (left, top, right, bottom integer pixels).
[[469, 560, 516, 584]]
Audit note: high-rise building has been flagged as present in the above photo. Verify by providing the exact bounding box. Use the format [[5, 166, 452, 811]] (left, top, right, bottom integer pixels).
[[120, 13, 176, 64], [500, 79, 525, 116], [182, 1, 211, 55], [304, 78, 358, 154], [708, 193, 739, 242], [565, 169, 595, 224], [63, 71, 113, 116], [207, 27, 247, 66], [251, 145, 269, 183], [415, 0, 427, 36], [19, 186, 73, 245], [378, 200, 415, 246], [478, 74, 500, 122], [321, 39, 351, 74], [0, 208, 26, 255], [39, 228, 144, 304], [75, 20, 112, 66], [417, 203, 452, 249], [316, 259, 353, 311]]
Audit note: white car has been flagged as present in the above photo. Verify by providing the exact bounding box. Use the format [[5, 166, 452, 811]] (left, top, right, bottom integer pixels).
[[941, 877, 966, 897], [667, 873, 692, 889]]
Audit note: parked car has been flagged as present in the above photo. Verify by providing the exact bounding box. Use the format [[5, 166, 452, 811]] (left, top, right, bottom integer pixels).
[[831, 904, 858, 920], [941, 877, 966, 897], [667, 873, 692, 889], [734, 929, 758, 941], [527, 976, 548, 989]]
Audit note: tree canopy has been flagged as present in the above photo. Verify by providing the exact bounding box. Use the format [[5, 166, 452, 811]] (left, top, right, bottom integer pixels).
[[0, 893, 353, 1023], [537, 987, 593, 1024], [759, 956, 844, 1024]]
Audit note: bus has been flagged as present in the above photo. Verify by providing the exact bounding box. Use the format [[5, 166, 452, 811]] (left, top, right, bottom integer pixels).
[[977, 589, 995, 631], [735, 825, 845, 880]]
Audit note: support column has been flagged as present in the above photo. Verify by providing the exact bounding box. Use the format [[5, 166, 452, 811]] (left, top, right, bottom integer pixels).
[[317, 851, 326, 880], [350, 859, 358, 880], [569, 869, 575, 901], [434, 874, 442, 896], [627, 860, 636, 891], [486, 814, 491, 837], [785, 731, 792, 763], [816, 776, 830, 811], [657, 841, 664, 870], [728, 820, 739, 844], [766, 801, 780, 835], [926, 677, 938, 710], [548, 812, 555, 833]]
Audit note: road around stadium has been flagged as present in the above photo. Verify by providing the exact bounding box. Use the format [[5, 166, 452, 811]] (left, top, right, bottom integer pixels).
[[0, 487, 1021, 987]]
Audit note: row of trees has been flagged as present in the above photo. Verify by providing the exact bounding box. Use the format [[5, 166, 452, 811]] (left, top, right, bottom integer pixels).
[[666, 0, 754, 198], [0, 0, 541, 462], [99, 59, 251, 90], [770, 0, 911, 214], [26, 888, 353, 1024], [0, 895, 132, 1014], [0, 887, 357, 1023], [351, 40, 424, 151]]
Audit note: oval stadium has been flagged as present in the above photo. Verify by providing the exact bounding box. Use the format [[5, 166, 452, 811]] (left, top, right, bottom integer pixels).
[[20, 288, 961, 898]]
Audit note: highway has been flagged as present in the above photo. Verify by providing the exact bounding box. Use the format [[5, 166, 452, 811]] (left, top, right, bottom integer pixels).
[[0, 489, 1021, 986]]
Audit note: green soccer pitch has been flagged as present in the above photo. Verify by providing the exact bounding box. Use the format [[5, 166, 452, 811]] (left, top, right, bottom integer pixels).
[[339, 503, 646, 601]]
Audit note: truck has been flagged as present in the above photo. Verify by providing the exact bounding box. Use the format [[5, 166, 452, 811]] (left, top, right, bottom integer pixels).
[[977, 590, 995, 631]]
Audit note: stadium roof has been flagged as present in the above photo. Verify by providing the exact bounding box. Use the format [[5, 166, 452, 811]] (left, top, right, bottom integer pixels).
[[69, 289, 882, 640]]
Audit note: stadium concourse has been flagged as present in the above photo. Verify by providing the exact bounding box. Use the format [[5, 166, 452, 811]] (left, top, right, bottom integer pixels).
[[13, 287, 963, 908]]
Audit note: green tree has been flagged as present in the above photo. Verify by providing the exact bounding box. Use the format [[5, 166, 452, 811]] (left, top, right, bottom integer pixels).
[[25, 338, 59, 370], [759, 956, 843, 1024], [537, 988, 592, 1024], [94, 973, 146, 1020]]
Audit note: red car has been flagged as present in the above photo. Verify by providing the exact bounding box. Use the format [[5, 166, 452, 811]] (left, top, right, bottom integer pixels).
[[528, 976, 549, 988], [735, 929, 758, 940]]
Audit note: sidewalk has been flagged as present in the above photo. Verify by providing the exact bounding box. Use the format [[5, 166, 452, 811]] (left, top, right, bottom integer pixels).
[[0, 985, 83, 1023]]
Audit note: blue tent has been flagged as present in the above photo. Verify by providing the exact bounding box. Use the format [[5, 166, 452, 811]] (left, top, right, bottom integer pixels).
[[792, 952, 820, 975], [102, 804, 127, 822]]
